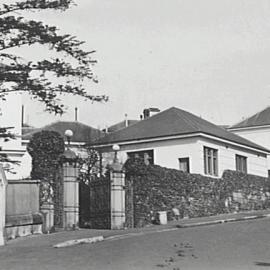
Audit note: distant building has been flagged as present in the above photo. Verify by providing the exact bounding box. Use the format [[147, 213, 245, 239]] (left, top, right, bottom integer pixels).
[[94, 107, 269, 178], [0, 93, 25, 179], [104, 108, 161, 133], [228, 106, 270, 170], [22, 121, 103, 145], [104, 119, 139, 133], [21, 121, 105, 178]]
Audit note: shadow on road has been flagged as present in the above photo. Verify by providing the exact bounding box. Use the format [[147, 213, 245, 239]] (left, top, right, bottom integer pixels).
[[255, 262, 270, 267]]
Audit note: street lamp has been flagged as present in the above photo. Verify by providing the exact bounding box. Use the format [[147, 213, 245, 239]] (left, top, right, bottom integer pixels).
[[112, 144, 120, 163], [64, 129, 73, 147]]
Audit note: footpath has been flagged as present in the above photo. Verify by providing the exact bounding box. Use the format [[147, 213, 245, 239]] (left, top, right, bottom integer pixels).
[[2, 209, 270, 249]]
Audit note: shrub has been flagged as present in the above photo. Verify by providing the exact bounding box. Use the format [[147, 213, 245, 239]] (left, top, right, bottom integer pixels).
[[125, 161, 270, 227], [27, 130, 65, 204]]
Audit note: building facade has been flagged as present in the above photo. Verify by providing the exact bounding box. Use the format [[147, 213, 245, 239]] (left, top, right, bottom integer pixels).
[[229, 106, 270, 171], [96, 107, 269, 178]]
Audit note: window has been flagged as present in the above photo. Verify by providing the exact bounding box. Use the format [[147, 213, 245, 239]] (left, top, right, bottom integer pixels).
[[236, 155, 247, 173], [127, 150, 154, 165], [204, 147, 218, 176], [179, 158, 190, 173]]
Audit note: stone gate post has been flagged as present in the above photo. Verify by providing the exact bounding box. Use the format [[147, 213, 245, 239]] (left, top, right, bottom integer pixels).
[[40, 201, 54, 233], [110, 162, 125, 229], [62, 149, 79, 229], [0, 165, 7, 246]]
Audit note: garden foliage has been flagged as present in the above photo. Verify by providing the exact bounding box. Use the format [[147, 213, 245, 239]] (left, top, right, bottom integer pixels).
[[0, 0, 107, 164], [124, 160, 270, 227], [27, 130, 65, 204]]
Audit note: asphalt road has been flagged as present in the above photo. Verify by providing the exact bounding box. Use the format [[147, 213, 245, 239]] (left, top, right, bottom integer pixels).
[[1, 218, 270, 270]]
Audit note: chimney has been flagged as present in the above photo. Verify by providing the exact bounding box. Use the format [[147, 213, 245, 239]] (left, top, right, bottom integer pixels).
[[21, 105, 24, 126], [75, 107, 78, 121], [124, 113, 128, 127], [143, 107, 160, 119]]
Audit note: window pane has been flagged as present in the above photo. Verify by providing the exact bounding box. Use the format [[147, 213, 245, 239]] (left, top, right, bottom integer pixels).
[[127, 150, 154, 165], [179, 158, 190, 173], [204, 146, 218, 176], [235, 155, 247, 173]]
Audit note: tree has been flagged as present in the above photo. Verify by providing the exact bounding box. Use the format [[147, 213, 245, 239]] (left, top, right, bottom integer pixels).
[[77, 145, 101, 184], [0, 0, 108, 163], [27, 130, 65, 203]]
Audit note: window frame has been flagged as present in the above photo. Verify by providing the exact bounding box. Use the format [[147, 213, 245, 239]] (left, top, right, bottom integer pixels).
[[127, 149, 154, 165], [178, 157, 190, 173], [203, 146, 218, 176], [235, 154, 247, 174]]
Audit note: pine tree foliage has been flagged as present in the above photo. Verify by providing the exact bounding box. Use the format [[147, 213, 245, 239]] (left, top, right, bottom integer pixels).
[[0, 0, 107, 163], [0, 0, 108, 113]]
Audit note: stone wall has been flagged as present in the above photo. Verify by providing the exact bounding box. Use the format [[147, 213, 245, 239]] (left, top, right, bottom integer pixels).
[[125, 164, 270, 227]]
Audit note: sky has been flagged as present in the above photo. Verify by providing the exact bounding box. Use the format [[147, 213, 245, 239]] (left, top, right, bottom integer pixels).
[[8, 0, 270, 129]]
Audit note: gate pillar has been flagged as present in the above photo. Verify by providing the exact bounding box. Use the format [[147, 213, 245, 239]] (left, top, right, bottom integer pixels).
[[40, 201, 54, 233], [110, 162, 125, 229], [62, 149, 79, 230], [0, 165, 7, 246]]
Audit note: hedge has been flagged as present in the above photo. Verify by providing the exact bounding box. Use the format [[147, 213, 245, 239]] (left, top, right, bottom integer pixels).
[[124, 160, 270, 227]]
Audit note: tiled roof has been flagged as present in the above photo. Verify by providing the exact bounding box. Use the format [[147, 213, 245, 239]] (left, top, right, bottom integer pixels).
[[95, 107, 270, 152], [230, 106, 270, 129], [106, 120, 139, 133], [22, 121, 104, 143]]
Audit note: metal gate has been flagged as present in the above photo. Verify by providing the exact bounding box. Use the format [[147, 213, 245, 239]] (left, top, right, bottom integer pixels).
[[79, 175, 111, 229]]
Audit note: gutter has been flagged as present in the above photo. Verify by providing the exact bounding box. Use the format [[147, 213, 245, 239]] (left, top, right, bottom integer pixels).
[[93, 132, 270, 155]]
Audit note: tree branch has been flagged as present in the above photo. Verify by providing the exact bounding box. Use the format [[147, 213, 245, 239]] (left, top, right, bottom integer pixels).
[[0, 16, 95, 65], [0, 0, 75, 16]]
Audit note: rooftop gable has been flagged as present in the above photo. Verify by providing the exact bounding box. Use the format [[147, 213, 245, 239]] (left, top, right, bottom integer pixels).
[[95, 107, 270, 153]]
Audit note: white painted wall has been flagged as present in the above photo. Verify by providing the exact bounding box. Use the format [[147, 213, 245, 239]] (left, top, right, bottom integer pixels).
[[230, 126, 270, 169], [0, 93, 26, 179], [0, 165, 7, 246], [100, 136, 268, 178], [0, 93, 22, 150], [197, 137, 268, 178], [109, 137, 200, 172]]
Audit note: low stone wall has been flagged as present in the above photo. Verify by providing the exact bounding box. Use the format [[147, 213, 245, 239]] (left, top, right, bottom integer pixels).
[[5, 179, 42, 239], [125, 163, 270, 227], [5, 213, 43, 239]]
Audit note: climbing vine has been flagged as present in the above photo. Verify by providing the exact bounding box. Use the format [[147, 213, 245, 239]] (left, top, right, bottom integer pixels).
[[27, 130, 65, 204]]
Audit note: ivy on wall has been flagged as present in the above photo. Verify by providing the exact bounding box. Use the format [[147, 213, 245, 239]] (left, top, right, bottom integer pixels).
[[27, 130, 65, 204], [124, 160, 270, 227]]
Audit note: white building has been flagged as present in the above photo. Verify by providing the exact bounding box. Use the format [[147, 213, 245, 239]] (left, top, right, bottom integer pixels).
[[228, 106, 270, 172], [0, 93, 27, 179], [95, 107, 270, 178]]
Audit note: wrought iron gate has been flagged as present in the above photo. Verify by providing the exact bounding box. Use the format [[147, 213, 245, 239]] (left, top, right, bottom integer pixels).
[[79, 175, 111, 229]]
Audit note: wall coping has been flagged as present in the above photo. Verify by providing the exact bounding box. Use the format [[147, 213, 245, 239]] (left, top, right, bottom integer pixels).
[[5, 213, 43, 227], [7, 179, 40, 184]]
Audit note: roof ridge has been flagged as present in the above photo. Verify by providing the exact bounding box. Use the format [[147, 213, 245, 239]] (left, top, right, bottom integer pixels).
[[172, 107, 203, 132], [100, 107, 174, 138], [95, 106, 270, 153]]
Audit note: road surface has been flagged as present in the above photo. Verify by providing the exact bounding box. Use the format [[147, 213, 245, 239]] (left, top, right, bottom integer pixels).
[[1, 218, 270, 270]]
